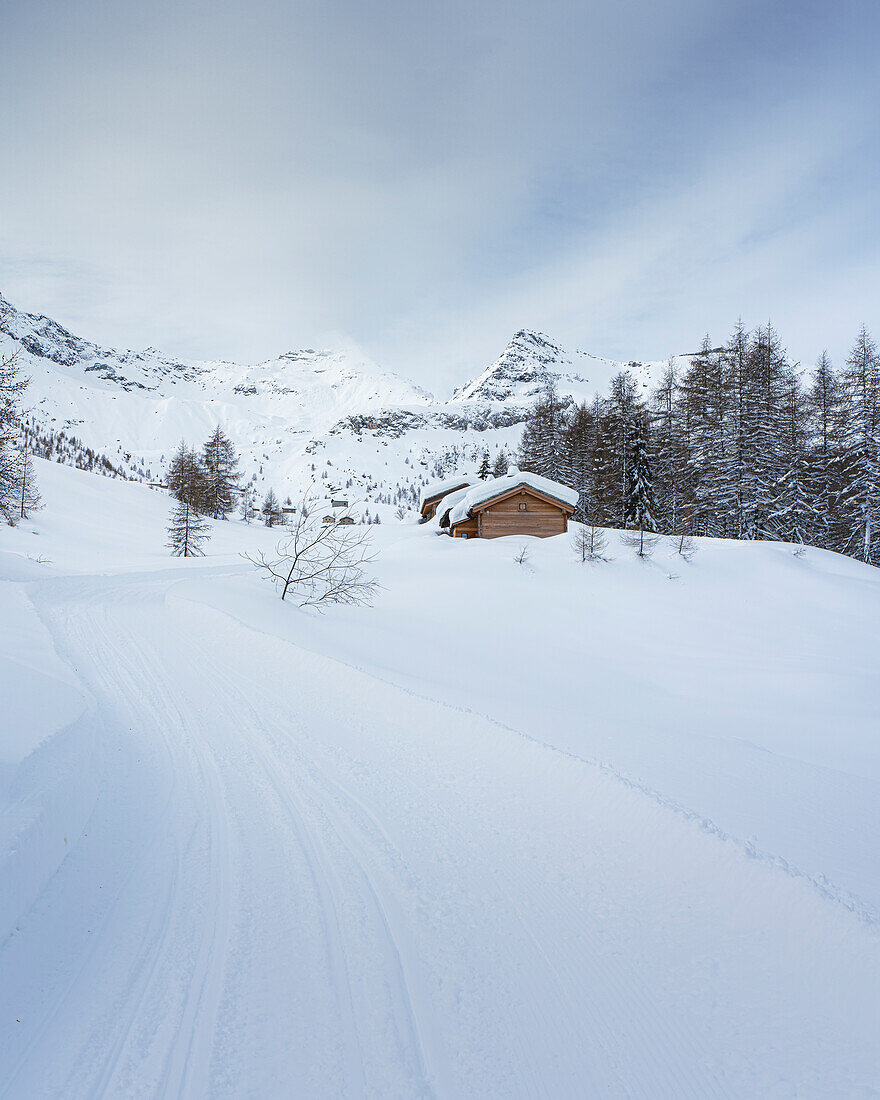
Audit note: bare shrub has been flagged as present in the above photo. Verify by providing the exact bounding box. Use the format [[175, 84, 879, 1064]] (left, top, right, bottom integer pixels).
[[571, 522, 609, 562], [621, 527, 661, 559], [245, 489, 379, 608], [675, 532, 697, 561]]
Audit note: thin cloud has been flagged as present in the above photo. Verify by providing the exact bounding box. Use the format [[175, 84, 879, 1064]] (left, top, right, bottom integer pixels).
[[1, 0, 878, 393]]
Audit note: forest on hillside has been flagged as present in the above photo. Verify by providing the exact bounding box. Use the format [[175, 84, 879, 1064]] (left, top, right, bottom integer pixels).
[[517, 322, 880, 567]]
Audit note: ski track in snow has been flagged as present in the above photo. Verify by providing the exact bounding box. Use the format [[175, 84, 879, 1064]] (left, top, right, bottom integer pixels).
[[189, 582, 880, 932], [1, 565, 879, 1097]]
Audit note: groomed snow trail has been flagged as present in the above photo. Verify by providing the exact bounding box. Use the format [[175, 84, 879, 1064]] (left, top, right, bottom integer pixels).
[[2, 567, 879, 1097]]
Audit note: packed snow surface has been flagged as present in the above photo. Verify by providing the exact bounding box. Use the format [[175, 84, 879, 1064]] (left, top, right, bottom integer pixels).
[[1, 459, 879, 1097], [448, 468, 579, 524]]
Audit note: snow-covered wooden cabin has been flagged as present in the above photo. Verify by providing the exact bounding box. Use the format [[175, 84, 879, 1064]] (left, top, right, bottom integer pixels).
[[419, 476, 476, 522], [447, 469, 578, 539]]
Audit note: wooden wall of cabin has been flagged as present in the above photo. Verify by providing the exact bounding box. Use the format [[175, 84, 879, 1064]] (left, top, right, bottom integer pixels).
[[451, 516, 479, 538], [477, 490, 567, 539]]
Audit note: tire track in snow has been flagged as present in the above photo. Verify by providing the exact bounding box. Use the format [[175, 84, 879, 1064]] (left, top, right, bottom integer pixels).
[[184, 587, 880, 931], [8, 582, 236, 1099], [82, 602, 236, 1099], [174, 597, 727, 1100], [0, 605, 185, 1100], [180, 623, 436, 1098], [22, 570, 434, 1096], [7, 567, 878, 1096]]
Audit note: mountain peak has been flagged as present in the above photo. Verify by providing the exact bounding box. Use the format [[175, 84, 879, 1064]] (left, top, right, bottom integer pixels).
[[451, 329, 580, 405]]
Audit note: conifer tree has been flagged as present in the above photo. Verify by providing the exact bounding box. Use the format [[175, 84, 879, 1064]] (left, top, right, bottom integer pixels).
[[492, 448, 509, 477], [589, 397, 614, 528], [650, 361, 687, 534], [166, 441, 210, 511], [14, 428, 41, 519], [839, 325, 880, 564], [561, 401, 593, 521], [262, 488, 281, 526], [478, 449, 491, 479], [771, 372, 817, 545], [202, 426, 241, 519], [724, 320, 753, 538], [239, 484, 257, 523], [746, 323, 789, 539], [0, 338, 30, 525], [519, 381, 567, 482], [624, 416, 658, 537], [167, 500, 210, 556], [606, 371, 641, 527], [806, 352, 844, 549]]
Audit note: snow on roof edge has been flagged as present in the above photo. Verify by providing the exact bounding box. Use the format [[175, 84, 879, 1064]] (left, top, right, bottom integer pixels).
[[419, 475, 477, 510], [434, 485, 473, 526], [448, 469, 578, 525]]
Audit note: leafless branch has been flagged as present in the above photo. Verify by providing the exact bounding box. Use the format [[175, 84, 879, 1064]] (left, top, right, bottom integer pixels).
[[244, 486, 380, 608]]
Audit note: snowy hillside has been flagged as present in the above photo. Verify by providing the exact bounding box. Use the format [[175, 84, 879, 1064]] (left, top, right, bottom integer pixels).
[[1, 460, 879, 1096], [1, 294, 677, 512]]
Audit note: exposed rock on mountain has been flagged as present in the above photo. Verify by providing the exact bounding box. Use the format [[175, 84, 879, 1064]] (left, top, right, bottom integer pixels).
[[0, 292, 675, 510]]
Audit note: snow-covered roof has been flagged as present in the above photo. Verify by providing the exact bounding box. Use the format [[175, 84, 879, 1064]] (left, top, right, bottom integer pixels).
[[419, 475, 476, 511], [448, 468, 579, 525], [434, 485, 473, 526]]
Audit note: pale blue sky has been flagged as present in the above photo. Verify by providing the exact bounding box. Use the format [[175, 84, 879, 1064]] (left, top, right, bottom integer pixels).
[[1, 0, 878, 392]]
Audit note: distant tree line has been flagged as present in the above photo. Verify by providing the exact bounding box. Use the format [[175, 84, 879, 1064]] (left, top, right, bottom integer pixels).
[[518, 322, 880, 567]]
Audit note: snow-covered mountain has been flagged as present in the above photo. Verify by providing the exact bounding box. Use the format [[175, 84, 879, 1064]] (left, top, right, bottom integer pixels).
[[452, 329, 671, 407], [0, 293, 677, 511]]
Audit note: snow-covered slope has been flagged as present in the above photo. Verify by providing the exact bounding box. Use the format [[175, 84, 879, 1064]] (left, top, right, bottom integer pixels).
[[1, 460, 879, 1096], [1, 294, 678, 512], [0, 292, 437, 490]]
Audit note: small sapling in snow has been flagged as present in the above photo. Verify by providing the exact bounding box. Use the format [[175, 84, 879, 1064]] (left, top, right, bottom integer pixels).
[[572, 522, 609, 562]]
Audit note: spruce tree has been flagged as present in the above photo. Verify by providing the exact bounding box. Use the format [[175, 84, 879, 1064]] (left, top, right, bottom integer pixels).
[[771, 372, 817, 545], [650, 361, 689, 535], [202, 426, 241, 519], [589, 397, 614, 528], [478, 449, 491, 479], [519, 381, 566, 482], [561, 401, 593, 521], [806, 352, 844, 549], [624, 416, 659, 536], [839, 325, 880, 564], [606, 371, 641, 527], [724, 320, 753, 539], [747, 323, 789, 539]]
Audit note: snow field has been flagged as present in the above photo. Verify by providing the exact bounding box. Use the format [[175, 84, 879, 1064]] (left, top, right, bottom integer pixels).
[[1, 459, 879, 1097]]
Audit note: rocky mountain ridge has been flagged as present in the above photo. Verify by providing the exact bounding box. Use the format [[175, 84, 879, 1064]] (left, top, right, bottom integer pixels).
[[0, 292, 680, 515]]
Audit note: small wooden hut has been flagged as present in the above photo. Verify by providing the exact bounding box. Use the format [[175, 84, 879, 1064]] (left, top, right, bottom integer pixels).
[[447, 469, 577, 539], [419, 477, 476, 522]]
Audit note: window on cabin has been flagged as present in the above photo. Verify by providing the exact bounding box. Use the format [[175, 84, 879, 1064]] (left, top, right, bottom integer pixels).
[[518, 502, 528, 511]]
